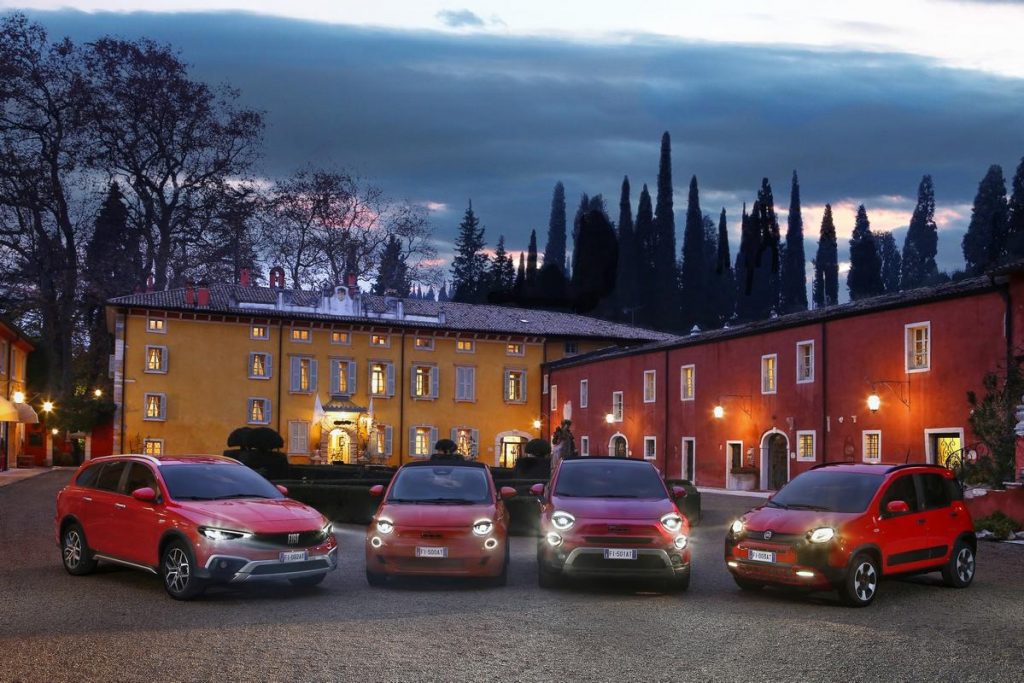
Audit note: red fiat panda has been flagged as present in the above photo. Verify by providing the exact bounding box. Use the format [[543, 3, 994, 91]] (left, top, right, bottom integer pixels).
[[725, 463, 976, 606]]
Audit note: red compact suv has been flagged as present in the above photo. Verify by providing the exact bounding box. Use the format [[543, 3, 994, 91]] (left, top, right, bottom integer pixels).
[[55, 454, 338, 599], [725, 463, 976, 606], [534, 457, 691, 591], [365, 458, 516, 586]]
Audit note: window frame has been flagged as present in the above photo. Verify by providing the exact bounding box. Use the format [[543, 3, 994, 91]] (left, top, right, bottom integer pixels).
[[250, 324, 269, 341], [146, 317, 166, 334], [413, 336, 435, 351], [330, 330, 351, 346], [370, 334, 391, 348], [504, 368, 527, 404], [579, 379, 589, 408], [550, 384, 558, 412], [795, 430, 816, 462], [411, 363, 438, 400], [289, 327, 312, 344], [643, 369, 657, 403], [643, 436, 657, 461], [248, 352, 272, 380], [905, 321, 931, 373], [455, 339, 475, 353], [142, 438, 164, 456], [680, 364, 695, 401], [727, 440, 744, 471], [368, 360, 395, 398], [580, 435, 590, 456], [411, 426, 435, 458], [795, 340, 815, 384], [289, 355, 317, 394], [612, 391, 624, 422], [143, 392, 166, 422], [454, 365, 476, 402], [144, 345, 168, 374], [761, 353, 778, 395], [506, 342, 525, 357], [862, 430, 883, 463], [247, 397, 271, 425], [564, 341, 579, 356]]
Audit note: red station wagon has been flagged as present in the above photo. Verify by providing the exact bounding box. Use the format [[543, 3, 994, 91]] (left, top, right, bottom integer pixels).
[[55, 454, 338, 599], [725, 463, 976, 606]]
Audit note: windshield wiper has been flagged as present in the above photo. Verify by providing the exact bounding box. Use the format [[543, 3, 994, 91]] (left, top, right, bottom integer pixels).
[[600, 494, 641, 499], [210, 493, 272, 500], [765, 500, 788, 509], [174, 495, 214, 501], [417, 497, 477, 504], [785, 503, 831, 511]]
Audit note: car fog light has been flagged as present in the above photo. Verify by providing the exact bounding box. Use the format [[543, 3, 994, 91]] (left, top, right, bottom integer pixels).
[[727, 561, 738, 568], [546, 532, 563, 547], [808, 527, 835, 543], [796, 570, 815, 578], [484, 538, 499, 550], [370, 536, 383, 548], [674, 535, 688, 550]]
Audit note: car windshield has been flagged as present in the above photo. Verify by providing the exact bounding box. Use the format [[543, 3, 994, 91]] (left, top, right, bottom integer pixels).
[[770, 470, 885, 513], [161, 464, 284, 501], [387, 466, 491, 504], [554, 460, 667, 499]]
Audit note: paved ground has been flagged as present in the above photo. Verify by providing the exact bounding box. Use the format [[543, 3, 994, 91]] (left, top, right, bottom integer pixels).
[[2, 471, 1023, 682]]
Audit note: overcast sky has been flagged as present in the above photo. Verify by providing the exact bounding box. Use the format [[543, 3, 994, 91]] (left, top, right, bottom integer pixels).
[[4, 1, 1024, 281]]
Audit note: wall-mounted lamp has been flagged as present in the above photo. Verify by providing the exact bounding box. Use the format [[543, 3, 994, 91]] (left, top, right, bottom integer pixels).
[[42, 400, 54, 413], [605, 413, 615, 424], [713, 405, 725, 419], [12, 391, 25, 404], [51, 428, 59, 435], [532, 419, 542, 430], [865, 379, 910, 411], [94, 388, 103, 398], [867, 394, 881, 412]]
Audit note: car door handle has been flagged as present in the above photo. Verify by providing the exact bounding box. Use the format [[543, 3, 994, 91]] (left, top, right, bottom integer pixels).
[[950, 512, 958, 518], [114, 503, 127, 510], [83, 496, 93, 503]]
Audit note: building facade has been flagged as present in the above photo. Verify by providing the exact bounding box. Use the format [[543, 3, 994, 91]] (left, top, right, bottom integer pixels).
[[0, 319, 34, 470], [545, 272, 1024, 490], [106, 278, 670, 465]]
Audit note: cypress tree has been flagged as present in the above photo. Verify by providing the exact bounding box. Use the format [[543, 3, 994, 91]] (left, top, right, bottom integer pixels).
[[754, 178, 782, 314], [615, 176, 636, 320], [570, 193, 590, 280], [679, 175, 707, 330], [489, 234, 516, 296], [812, 204, 839, 307], [372, 234, 411, 296], [450, 201, 489, 303], [963, 165, 1009, 274], [570, 208, 619, 314], [513, 252, 526, 300], [878, 231, 902, 293], [652, 132, 679, 329], [847, 205, 884, 300], [1004, 157, 1024, 261], [544, 181, 567, 276], [900, 175, 939, 289], [734, 204, 760, 321], [425, 286, 435, 301], [780, 171, 808, 313], [633, 184, 657, 325], [711, 208, 736, 326], [437, 281, 449, 302]]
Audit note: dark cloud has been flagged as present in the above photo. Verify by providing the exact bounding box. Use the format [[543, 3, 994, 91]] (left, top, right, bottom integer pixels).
[[435, 9, 486, 28], [19, 9, 1024, 275]]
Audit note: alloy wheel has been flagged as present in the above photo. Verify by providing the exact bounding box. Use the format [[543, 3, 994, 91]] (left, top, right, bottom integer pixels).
[[63, 530, 82, 569], [956, 548, 975, 583], [164, 548, 191, 594], [854, 561, 877, 602]]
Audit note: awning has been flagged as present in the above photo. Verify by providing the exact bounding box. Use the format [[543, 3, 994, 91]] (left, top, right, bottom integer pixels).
[[16, 402, 38, 424], [0, 396, 17, 422]]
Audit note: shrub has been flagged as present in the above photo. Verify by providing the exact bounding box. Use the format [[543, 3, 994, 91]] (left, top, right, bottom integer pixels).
[[227, 427, 253, 449], [434, 438, 457, 455], [525, 439, 551, 458], [974, 511, 1022, 539]]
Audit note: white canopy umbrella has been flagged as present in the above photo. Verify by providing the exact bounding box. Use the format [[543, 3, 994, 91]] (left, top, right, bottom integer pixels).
[[16, 402, 38, 424], [0, 396, 18, 422]]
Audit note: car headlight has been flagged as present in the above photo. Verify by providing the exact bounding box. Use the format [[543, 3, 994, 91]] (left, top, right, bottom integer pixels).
[[551, 511, 575, 531], [199, 526, 252, 541], [320, 521, 334, 540], [674, 535, 688, 549], [661, 513, 683, 533], [730, 519, 744, 535], [472, 519, 494, 536], [546, 532, 563, 547], [376, 518, 395, 534], [808, 527, 835, 543]]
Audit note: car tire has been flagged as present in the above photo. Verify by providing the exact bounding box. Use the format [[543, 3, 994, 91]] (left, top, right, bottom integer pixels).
[[666, 568, 690, 593], [537, 562, 561, 589], [161, 539, 205, 601], [839, 553, 879, 607], [365, 570, 388, 587], [941, 540, 976, 588], [733, 576, 763, 591], [487, 540, 510, 587], [289, 573, 327, 588], [61, 522, 97, 576]]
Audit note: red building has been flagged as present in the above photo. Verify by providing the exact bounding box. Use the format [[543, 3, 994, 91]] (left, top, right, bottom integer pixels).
[[545, 271, 1024, 490]]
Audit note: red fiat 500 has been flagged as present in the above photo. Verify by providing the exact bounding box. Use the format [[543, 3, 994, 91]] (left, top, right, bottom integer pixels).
[[365, 458, 516, 586], [725, 463, 976, 606], [535, 457, 692, 591], [55, 454, 338, 600]]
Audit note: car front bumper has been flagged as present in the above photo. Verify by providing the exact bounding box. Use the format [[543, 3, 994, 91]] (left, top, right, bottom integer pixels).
[[540, 544, 690, 580], [199, 546, 339, 583], [724, 536, 845, 588], [365, 532, 507, 578]]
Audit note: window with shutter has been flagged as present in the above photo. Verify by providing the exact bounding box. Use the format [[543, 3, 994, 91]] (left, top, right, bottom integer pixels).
[[455, 366, 475, 401], [288, 421, 309, 454], [144, 393, 166, 421]]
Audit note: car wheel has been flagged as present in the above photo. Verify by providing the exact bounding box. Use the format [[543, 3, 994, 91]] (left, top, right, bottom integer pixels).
[[537, 561, 561, 589], [839, 553, 879, 607], [161, 540, 205, 600], [666, 568, 690, 593], [365, 570, 388, 587], [289, 574, 327, 588], [486, 541, 510, 587], [61, 523, 97, 576], [941, 540, 976, 588], [733, 576, 763, 591]]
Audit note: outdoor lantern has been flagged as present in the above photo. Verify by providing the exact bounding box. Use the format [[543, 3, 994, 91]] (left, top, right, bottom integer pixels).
[[605, 413, 615, 424], [42, 400, 54, 413], [713, 405, 725, 419], [867, 394, 881, 412], [532, 419, 541, 429], [94, 388, 103, 398], [12, 391, 24, 403], [51, 428, 59, 435]]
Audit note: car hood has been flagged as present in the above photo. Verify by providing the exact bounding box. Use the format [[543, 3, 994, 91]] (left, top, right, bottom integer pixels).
[[177, 498, 325, 533], [741, 506, 861, 535], [379, 502, 496, 528], [549, 496, 675, 521]]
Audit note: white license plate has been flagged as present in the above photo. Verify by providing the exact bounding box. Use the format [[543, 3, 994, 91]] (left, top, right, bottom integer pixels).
[[279, 550, 307, 563], [749, 549, 776, 563], [415, 546, 448, 558], [604, 548, 638, 560]]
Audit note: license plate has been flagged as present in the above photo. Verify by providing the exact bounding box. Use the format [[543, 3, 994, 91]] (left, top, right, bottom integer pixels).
[[415, 546, 448, 558], [603, 548, 638, 560], [749, 549, 776, 563], [279, 550, 307, 563]]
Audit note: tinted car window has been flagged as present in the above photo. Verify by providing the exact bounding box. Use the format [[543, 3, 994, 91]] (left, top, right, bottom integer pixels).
[[161, 464, 284, 501], [75, 464, 103, 489], [123, 463, 159, 496], [919, 473, 951, 510], [880, 474, 919, 513], [554, 461, 668, 499], [94, 462, 128, 492], [770, 470, 884, 513], [388, 466, 491, 504]]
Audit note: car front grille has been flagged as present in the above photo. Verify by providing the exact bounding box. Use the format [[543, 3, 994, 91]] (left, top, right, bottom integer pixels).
[[583, 536, 656, 545], [253, 530, 327, 547], [571, 554, 666, 570], [743, 530, 803, 544], [249, 559, 330, 575]]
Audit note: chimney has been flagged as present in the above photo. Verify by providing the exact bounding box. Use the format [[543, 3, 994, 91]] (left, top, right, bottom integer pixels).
[[197, 283, 210, 307], [240, 268, 251, 287], [184, 281, 196, 306]]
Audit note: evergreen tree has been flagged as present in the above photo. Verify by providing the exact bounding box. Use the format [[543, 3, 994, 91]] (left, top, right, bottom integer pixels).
[[544, 181, 567, 277], [1007, 157, 1024, 261], [513, 252, 526, 300], [570, 208, 619, 313], [963, 165, 1009, 275], [900, 175, 939, 289], [631, 184, 656, 323], [437, 281, 449, 302], [780, 171, 808, 313], [650, 132, 679, 329], [812, 204, 839, 307], [450, 201, 489, 303], [847, 205, 884, 300], [754, 178, 782, 314], [679, 175, 708, 330], [570, 193, 590, 279], [488, 234, 516, 296], [526, 229, 539, 288], [878, 231, 902, 293], [734, 204, 760, 321], [425, 286, 435, 301], [615, 176, 636, 320], [372, 234, 411, 296], [712, 208, 736, 325]]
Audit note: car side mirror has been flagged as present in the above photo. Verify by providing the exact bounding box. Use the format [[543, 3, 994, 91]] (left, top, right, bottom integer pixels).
[[671, 485, 687, 499], [529, 483, 545, 496], [500, 486, 517, 499], [886, 500, 910, 514], [131, 486, 157, 503], [275, 484, 289, 496], [369, 484, 384, 497]]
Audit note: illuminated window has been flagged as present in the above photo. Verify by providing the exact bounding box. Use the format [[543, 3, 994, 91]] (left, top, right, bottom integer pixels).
[[413, 365, 437, 399], [796, 341, 814, 383], [505, 370, 526, 403], [331, 331, 351, 345], [369, 362, 394, 397], [249, 352, 271, 379], [612, 391, 624, 422], [550, 385, 558, 412], [290, 328, 311, 343], [248, 398, 271, 425], [796, 431, 816, 462], [761, 354, 777, 394], [289, 357, 316, 393], [456, 339, 475, 353], [145, 346, 167, 373], [579, 379, 588, 408], [147, 318, 166, 333], [143, 439, 163, 456], [454, 427, 478, 457], [250, 325, 268, 340], [412, 426, 434, 457], [455, 366, 475, 401], [375, 425, 393, 456], [863, 431, 882, 463], [906, 323, 930, 372], [506, 342, 524, 356], [144, 393, 166, 421], [370, 334, 389, 347], [330, 359, 353, 395], [680, 365, 695, 401], [414, 337, 434, 350], [643, 436, 657, 460], [643, 370, 657, 403]]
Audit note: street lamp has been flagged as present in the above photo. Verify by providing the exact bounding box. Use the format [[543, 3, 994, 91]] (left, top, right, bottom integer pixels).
[[532, 419, 541, 430], [42, 400, 54, 413], [867, 394, 881, 412], [51, 428, 59, 435], [605, 413, 614, 424], [94, 388, 103, 398], [12, 391, 25, 404]]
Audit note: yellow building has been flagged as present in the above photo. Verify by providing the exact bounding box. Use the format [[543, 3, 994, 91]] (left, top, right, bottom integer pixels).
[[106, 281, 670, 466], [1, 318, 35, 470]]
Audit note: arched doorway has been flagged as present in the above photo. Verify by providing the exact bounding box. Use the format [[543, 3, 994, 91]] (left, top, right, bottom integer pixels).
[[760, 430, 789, 490], [328, 429, 351, 464], [609, 433, 628, 458], [494, 430, 531, 468]]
